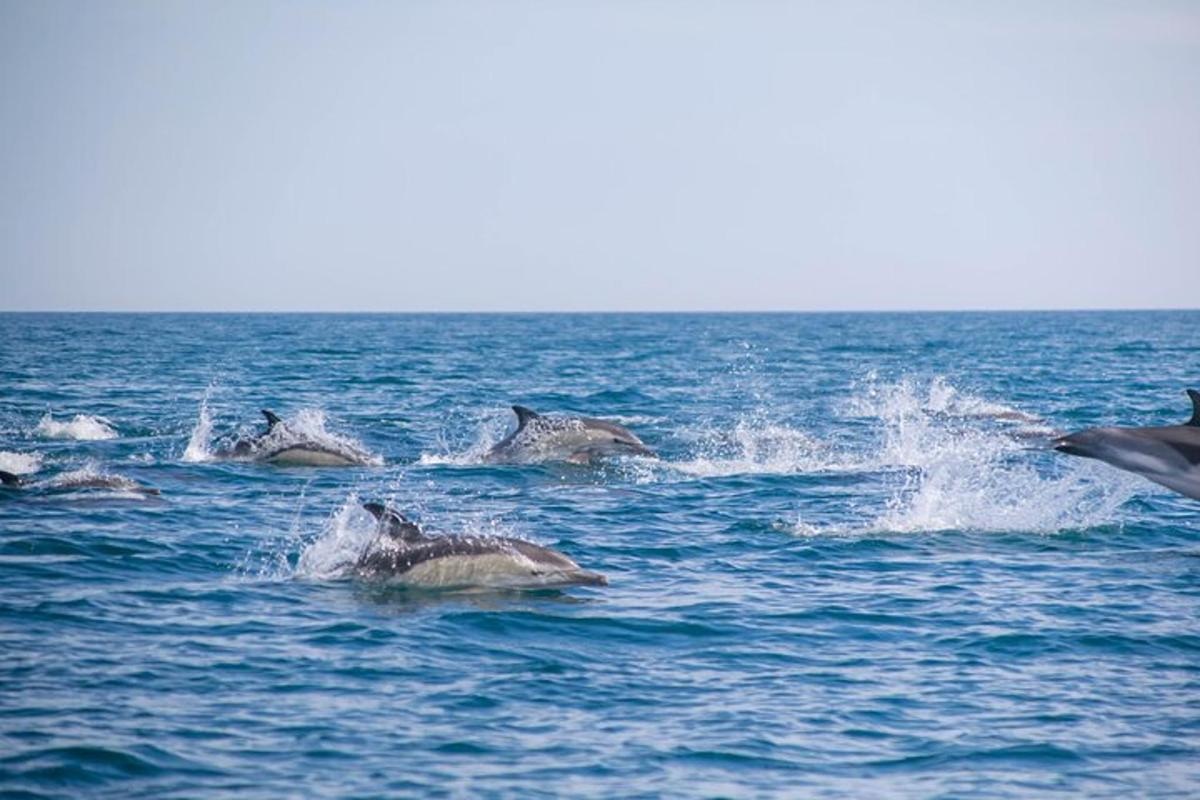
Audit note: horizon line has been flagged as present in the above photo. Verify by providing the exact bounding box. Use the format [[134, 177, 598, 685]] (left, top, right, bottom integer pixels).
[[0, 307, 1197, 315]]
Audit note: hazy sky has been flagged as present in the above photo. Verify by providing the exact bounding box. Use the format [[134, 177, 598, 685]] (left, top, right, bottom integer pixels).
[[2, 1, 1197, 311]]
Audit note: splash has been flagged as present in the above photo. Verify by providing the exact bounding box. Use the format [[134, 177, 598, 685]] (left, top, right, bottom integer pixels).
[[668, 417, 839, 478], [294, 495, 375, 580], [790, 376, 1136, 534], [0, 450, 43, 475], [182, 394, 215, 462], [417, 409, 509, 465], [35, 413, 117, 441]]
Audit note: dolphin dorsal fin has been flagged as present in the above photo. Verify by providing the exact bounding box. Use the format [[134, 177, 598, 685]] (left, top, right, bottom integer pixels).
[[0, 470, 21, 488], [261, 409, 283, 430], [1187, 389, 1200, 427], [362, 502, 424, 542], [512, 405, 540, 429]]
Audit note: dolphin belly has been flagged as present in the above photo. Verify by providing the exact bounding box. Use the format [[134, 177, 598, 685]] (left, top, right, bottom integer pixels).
[[261, 446, 365, 466], [380, 552, 602, 589]]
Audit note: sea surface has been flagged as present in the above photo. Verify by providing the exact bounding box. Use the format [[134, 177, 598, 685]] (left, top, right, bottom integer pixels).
[[1, 311, 1198, 798]]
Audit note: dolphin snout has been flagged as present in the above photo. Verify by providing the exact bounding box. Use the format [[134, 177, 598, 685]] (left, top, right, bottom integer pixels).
[[571, 569, 609, 587]]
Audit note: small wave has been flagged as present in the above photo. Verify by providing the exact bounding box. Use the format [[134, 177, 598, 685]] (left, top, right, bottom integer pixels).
[[34, 413, 117, 441], [0, 450, 43, 475]]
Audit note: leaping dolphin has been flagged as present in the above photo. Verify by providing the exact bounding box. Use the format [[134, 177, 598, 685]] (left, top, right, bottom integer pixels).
[[215, 409, 379, 466], [1054, 389, 1200, 501], [484, 406, 655, 465], [353, 502, 608, 590]]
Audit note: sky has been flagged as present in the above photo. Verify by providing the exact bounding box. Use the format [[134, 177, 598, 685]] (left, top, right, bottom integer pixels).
[[1, 1, 1197, 312]]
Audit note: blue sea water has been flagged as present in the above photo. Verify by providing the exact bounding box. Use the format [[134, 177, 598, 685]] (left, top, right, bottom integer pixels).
[[1, 311, 1198, 798]]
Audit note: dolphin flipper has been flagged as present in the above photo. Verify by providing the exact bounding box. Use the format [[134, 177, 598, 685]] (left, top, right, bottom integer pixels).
[[1187, 389, 1200, 427], [0, 470, 22, 488], [512, 406, 540, 430]]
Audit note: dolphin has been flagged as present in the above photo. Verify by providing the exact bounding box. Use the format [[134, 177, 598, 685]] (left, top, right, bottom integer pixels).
[[0, 468, 161, 496], [353, 502, 608, 590], [1054, 389, 1200, 501], [484, 405, 655, 465], [215, 409, 378, 466]]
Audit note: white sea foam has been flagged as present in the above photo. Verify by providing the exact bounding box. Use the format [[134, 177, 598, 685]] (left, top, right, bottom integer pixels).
[[0, 450, 43, 475], [35, 413, 117, 441]]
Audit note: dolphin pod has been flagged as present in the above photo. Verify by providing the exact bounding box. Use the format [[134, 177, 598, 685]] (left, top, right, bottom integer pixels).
[[1054, 389, 1200, 501]]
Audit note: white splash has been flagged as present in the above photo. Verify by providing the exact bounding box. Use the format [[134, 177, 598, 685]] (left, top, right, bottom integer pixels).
[[182, 394, 215, 462], [0, 450, 43, 475], [418, 410, 509, 465], [295, 495, 376, 580], [35, 413, 117, 441], [789, 376, 1136, 535], [669, 418, 839, 477]]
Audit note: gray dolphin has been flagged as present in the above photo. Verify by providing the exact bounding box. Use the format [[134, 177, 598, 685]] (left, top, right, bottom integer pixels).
[[0, 468, 161, 496], [484, 405, 655, 465], [353, 502, 608, 589], [215, 409, 378, 466], [1054, 389, 1200, 501]]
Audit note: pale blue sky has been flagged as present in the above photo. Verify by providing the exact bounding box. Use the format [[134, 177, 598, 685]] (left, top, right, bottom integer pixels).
[[2, 1, 1197, 311]]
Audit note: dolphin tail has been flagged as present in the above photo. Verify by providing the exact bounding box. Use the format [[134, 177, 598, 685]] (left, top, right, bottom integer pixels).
[[0, 470, 22, 487], [1186, 389, 1200, 427]]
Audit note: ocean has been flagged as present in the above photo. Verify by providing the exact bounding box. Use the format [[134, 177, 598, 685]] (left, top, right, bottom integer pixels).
[[1, 311, 1197, 798]]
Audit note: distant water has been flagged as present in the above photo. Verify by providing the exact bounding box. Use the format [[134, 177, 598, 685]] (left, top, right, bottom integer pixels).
[[2, 311, 1198, 798]]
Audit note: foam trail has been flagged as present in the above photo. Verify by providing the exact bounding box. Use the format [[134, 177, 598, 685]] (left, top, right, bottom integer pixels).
[[35, 413, 117, 441], [0, 451, 43, 475]]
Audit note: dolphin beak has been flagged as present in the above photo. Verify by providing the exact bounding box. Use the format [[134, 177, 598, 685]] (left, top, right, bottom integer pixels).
[[571, 569, 608, 587], [629, 443, 657, 459], [1053, 433, 1086, 456]]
